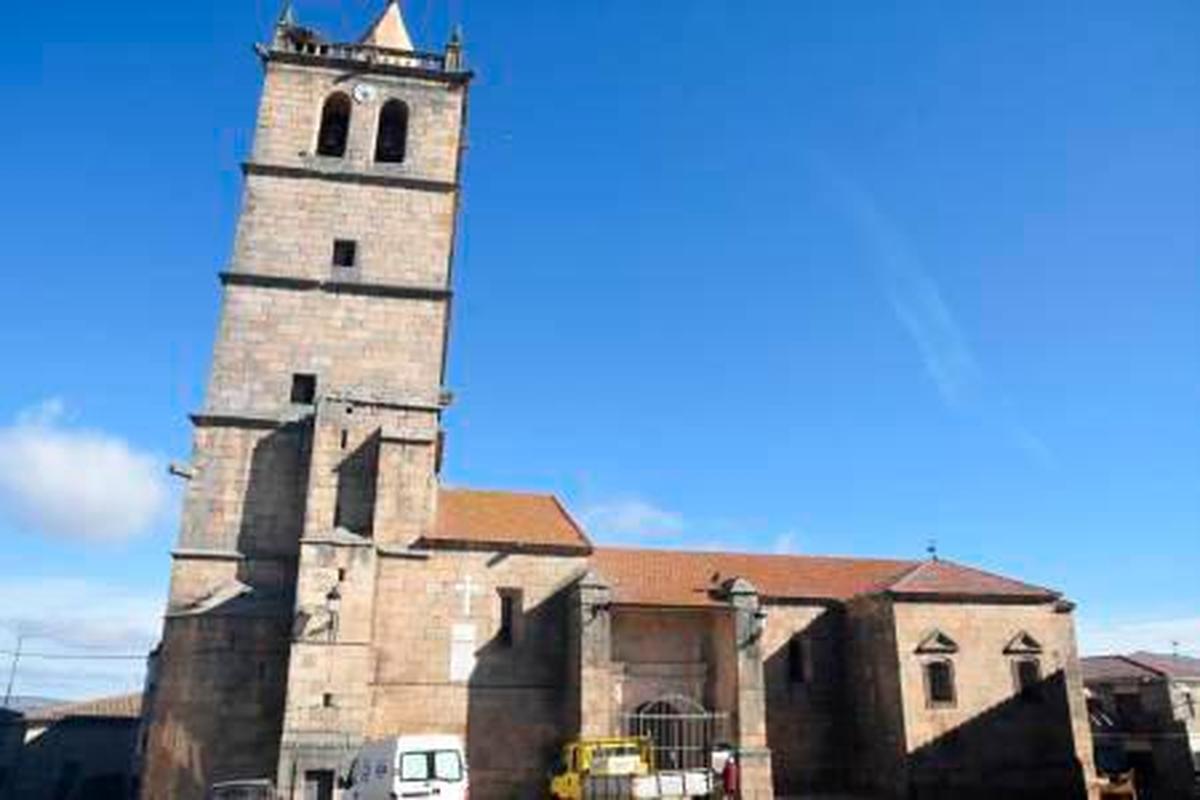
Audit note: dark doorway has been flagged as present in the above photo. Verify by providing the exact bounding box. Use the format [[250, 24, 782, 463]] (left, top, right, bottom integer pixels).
[[303, 769, 334, 800]]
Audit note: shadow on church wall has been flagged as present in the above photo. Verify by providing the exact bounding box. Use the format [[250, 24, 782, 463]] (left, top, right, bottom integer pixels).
[[466, 572, 573, 800], [236, 421, 310, 588], [762, 606, 853, 796], [901, 669, 1088, 800]]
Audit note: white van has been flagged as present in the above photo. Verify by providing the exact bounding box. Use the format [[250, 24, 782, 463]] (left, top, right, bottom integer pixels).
[[343, 735, 469, 800]]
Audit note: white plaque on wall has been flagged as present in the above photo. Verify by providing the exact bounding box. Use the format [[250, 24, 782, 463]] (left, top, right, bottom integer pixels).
[[449, 623, 477, 683]]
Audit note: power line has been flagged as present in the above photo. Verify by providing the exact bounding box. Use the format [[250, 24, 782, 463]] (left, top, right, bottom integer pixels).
[[0, 649, 145, 662]]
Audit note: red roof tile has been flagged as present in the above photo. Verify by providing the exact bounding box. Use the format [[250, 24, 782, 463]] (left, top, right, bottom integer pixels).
[[425, 488, 592, 552], [592, 547, 916, 606], [884, 559, 1058, 601], [592, 549, 1060, 606]]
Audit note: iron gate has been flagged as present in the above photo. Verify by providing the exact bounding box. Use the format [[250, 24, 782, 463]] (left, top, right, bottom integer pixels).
[[620, 695, 729, 771]]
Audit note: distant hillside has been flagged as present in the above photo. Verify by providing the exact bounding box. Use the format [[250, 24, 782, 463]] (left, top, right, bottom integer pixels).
[[1, 696, 65, 714]]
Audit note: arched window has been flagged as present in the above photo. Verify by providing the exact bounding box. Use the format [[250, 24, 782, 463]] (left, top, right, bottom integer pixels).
[[375, 99, 409, 163], [924, 659, 956, 708], [316, 93, 352, 158]]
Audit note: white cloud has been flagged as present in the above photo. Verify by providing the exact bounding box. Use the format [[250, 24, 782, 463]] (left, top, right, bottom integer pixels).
[[814, 161, 1053, 465], [0, 399, 169, 542], [772, 531, 799, 555], [579, 498, 684, 542], [1077, 616, 1200, 658], [0, 578, 163, 700]]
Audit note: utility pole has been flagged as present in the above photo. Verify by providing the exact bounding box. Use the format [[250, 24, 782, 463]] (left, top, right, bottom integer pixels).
[[3, 634, 24, 708]]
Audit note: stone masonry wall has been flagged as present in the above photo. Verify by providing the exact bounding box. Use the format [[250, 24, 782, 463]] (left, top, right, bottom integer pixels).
[[205, 285, 448, 415], [251, 63, 464, 184], [891, 600, 1097, 799], [233, 174, 456, 287], [369, 549, 589, 799], [760, 604, 847, 795], [141, 615, 290, 800]]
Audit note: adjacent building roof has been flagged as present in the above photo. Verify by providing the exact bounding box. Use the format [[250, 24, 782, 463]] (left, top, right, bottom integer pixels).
[[25, 693, 142, 725], [1082, 653, 1200, 683], [426, 488, 593, 552], [1126, 652, 1200, 680], [1081, 655, 1162, 683]]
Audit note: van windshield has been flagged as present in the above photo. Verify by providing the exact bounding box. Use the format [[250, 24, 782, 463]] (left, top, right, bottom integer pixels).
[[398, 751, 464, 782]]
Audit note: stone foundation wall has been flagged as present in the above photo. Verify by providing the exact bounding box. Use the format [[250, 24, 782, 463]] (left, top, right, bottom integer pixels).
[[140, 615, 290, 800]]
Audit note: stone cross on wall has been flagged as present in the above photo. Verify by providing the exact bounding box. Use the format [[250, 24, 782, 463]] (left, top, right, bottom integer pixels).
[[454, 574, 483, 616]]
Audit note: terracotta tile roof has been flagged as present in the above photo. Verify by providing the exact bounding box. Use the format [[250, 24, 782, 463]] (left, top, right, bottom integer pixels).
[[592, 549, 1061, 606], [592, 547, 916, 606], [425, 488, 592, 552], [883, 559, 1059, 601], [26, 692, 142, 724]]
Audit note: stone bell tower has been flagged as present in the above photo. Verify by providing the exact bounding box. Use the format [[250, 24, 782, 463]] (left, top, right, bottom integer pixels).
[[140, 3, 472, 797]]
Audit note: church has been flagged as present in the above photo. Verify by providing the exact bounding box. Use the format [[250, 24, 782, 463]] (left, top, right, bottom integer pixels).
[[139, 4, 1099, 799]]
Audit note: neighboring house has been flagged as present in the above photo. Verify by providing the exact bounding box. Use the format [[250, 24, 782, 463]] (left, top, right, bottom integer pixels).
[[2, 693, 142, 800], [1083, 652, 1200, 800], [0, 708, 22, 797]]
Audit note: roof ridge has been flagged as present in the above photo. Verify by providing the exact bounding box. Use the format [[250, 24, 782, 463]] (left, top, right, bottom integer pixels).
[[888, 557, 1058, 597], [550, 494, 594, 549], [1118, 653, 1166, 677], [593, 544, 918, 565], [440, 485, 557, 499]]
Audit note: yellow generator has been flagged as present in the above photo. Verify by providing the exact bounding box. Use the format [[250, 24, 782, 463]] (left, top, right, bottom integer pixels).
[[548, 737, 653, 800]]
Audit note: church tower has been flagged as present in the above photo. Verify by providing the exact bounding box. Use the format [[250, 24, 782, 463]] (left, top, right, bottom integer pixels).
[[140, 3, 472, 796]]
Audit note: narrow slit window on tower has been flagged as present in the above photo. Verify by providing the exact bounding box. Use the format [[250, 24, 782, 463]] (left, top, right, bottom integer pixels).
[[291, 373, 317, 405], [788, 636, 810, 684], [332, 239, 357, 269], [316, 92, 352, 157], [498, 588, 522, 647], [375, 99, 409, 163]]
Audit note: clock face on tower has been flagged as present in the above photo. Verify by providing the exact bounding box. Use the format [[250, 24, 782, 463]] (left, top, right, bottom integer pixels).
[[352, 83, 377, 104]]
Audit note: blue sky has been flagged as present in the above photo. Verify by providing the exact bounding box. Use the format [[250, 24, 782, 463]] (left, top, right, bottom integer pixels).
[[0, 0, 1196, 699]]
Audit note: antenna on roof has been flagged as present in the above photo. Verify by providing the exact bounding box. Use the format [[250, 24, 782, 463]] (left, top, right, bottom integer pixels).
[[926, 538, 939, 562], [1172, 639, 1180, 658]]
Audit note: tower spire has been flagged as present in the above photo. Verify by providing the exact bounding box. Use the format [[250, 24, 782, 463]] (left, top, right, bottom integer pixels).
[[361, 0, 414, 51]]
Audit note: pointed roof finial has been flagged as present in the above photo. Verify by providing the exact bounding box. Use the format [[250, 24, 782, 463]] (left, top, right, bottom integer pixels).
[[361, 0, 414, 51], [276, 0, 296, 28]]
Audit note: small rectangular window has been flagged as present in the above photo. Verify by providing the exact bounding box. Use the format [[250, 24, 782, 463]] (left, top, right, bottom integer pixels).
[[499, 589, 522, 647], [322, 692, 333, 708], [925, 660, 956, 707], [788, 636, 809, 684], [1014, 658, 1042, 702], [332, 239, 358, 269], [291, 373, 317, 404]]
